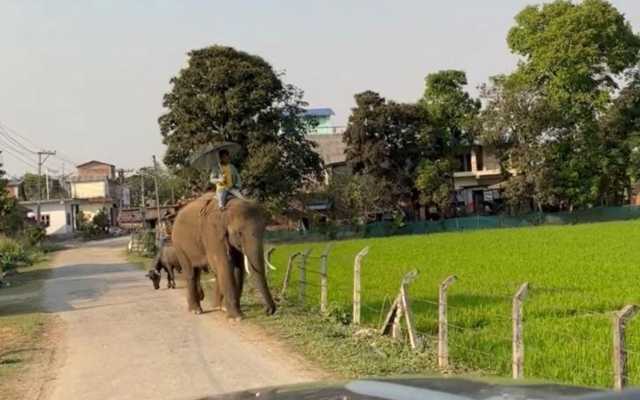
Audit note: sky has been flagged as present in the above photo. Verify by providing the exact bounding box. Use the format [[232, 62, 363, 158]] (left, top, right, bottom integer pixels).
[[1, 1, 640, 176]]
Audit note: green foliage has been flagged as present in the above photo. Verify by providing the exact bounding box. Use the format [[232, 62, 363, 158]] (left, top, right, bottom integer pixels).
[[91, 208, 110, 232], [159, 45, 322, 208], [0, 236, 29, 271], [415, 158, 456, 213], [125, 166, 191, 207], [326, 172, 393, 224], [481, 0, 640, 212], [343, 91, 425, 204], [21, 173, 65, 201], [271, 219, 640, 387]]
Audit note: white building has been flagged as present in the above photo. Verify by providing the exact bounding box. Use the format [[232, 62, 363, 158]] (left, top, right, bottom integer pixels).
[[21, 199, 81, 236]]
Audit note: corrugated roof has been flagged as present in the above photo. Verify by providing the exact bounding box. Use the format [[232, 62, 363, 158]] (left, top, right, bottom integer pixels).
[[303, 108, 335, 118], [76, 160, 115, 168]]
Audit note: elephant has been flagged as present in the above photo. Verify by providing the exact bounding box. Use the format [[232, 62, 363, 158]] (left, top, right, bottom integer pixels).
[[171, 193, 276, 319], [146, 244, 182, 289]]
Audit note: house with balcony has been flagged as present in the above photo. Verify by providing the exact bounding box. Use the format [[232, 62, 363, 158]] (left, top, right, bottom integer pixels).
[[68, 160, 130, 225], [453, 145, 507, 214]]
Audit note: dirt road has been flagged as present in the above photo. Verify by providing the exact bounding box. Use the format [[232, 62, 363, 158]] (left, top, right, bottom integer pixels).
[[38, 237, 321, 400]]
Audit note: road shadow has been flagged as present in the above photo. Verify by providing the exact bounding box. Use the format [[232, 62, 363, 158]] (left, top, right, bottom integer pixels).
[[0, 262, 151, 317]]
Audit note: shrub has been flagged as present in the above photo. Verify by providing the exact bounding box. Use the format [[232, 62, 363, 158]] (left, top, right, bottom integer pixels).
[[0, 236, 28, 271]]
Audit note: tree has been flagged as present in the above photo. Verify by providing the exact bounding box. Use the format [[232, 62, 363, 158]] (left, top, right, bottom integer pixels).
[[22, 173, 65, 201], [343, 91, 425, 207], [481, 0, 640, 211], [326, 172, 393, 224], [414, 159, 455, 214], [159, 45, 322, 210], [419, 70, 480, 155], [125, 166, 190, 207]]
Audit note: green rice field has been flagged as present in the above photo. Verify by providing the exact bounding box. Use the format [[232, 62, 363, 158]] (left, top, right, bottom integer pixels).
[[267, 219, 640, 388]]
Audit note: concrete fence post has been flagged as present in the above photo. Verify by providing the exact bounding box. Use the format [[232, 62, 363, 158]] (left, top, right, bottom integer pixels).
[[438, 275, 457, 370], [352, 246, 370, 325], [512, 283, 529, 379], [280, 251, 300, 299], [613, 304, 639, 390], [319, 244, 331, 314], [380, 270, 420, 350], [298, 249, 312, 304]]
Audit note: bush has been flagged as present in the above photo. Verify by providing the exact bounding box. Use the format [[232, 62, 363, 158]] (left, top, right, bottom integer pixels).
[[18, 223, 46, 246], [0, 236, 28, 272]]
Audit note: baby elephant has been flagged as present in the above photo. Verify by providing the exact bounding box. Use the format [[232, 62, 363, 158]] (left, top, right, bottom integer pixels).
[[146, 245, 182, 289]]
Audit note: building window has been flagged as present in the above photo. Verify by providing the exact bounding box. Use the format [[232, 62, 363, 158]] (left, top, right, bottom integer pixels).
[[458, 152, 472, 172], [41, 214, 50, 227], [475, 146, 484, 171]]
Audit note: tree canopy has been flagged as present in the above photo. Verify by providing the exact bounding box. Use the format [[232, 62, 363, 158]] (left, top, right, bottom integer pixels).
[[159, 45, 322, 210]]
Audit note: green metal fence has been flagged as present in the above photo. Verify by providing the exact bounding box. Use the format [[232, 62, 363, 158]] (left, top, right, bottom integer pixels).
[[265, 205, 640, 242]]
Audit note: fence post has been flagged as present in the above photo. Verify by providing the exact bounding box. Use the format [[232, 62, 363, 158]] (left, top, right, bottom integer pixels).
[[280, 251, 300, 299], [319, 244, 331, 314], [438, 275, 457, 370], [613, 304, 639, 390], [512, 282, 529, 379], [380, 270, 420, 350], [298, 249, 312, 304], [352, 246, 370, 325]]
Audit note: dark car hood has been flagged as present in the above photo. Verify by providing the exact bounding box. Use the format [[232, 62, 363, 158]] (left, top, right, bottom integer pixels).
[[200, 377, 640, 400]]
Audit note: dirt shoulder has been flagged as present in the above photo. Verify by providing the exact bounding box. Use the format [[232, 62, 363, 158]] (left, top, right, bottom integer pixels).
[[0, 261, 63, 400]]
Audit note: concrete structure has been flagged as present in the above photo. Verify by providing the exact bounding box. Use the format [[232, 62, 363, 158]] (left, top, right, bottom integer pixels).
[[69, 161, 130, 224], [303, 108, 346, 135], [453, 145, 506, 214], [21, 199, 80, 236], [306, 133, 349, 185], [5, 178, 23, 199]]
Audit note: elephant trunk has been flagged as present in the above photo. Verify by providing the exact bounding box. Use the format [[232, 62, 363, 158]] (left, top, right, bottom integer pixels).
[[245, 240, 276, 315]]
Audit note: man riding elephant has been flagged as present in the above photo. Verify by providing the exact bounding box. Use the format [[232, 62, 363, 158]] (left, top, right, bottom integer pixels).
[[171, 192, 276, 320]]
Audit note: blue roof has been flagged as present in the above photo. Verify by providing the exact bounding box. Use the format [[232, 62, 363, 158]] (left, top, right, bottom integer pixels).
[[303, 108, 335, 118]]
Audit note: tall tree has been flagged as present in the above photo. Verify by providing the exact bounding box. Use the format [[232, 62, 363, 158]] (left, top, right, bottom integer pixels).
[[482, 0, 640, 211], [159, 45, 322, 210], [0, 162, 23, 235], [416, 70, 480, 214], [343, 91, 425, 207]]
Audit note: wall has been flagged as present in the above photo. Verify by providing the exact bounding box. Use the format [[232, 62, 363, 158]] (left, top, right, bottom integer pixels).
[[71, 180, 107, 199], [25, 202, 73, 235], [77, 163, 115, 179]]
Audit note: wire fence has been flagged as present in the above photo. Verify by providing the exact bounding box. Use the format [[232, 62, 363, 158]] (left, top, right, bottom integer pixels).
[[265, 204, 640, 243], [269, 243, 640, 390]]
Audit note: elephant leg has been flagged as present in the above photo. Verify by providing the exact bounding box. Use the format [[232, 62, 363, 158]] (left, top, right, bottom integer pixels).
[[211, 277, 224, 311], [230, 249, 245, 311], [175, 249, 202, 314], [169, 266, 177, 289], [207, 251, 241, 319]]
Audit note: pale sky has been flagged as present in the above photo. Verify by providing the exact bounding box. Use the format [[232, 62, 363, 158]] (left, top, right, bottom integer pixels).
[[1, 1, 640, 176]]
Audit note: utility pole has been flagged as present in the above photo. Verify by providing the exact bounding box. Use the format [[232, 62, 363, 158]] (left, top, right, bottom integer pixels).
[[152, 155, 161, 245], [36, 150, 56, 222], [140, 173, 146, 228], [45, 169, 50, 200]]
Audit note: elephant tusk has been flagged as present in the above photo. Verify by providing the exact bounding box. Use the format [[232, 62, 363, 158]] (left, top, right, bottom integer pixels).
[[243, 255, 252, 276]]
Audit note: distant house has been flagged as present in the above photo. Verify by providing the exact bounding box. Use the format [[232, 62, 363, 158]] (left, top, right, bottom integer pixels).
[[20, 199, 80, 236], [303, 108, 346, 135], [5, 178, 24, 200], [453, 145, 507, 214], [68, 160, 130, 225]]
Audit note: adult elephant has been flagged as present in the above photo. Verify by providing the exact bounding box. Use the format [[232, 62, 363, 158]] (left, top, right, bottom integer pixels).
[[171, 193, 276, 319]]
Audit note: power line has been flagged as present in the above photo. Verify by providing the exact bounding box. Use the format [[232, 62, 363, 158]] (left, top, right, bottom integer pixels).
[[0, 125, 37, 155], [1, 147, 38, 170], [0, 120, 78, 165], [0, 134, 38, 161], [0, 121, 39, 150]]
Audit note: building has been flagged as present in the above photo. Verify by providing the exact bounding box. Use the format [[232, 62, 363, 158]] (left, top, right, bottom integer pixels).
[[303, 108, 346, 135], [453, 145, 506, 214], [68, 160, 130, 225], [5, 178, 24, 199], [20, 199, 80, 236]]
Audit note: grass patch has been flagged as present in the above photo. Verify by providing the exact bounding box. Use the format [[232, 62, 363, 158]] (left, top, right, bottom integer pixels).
[[0, 313, 49, 379], [265, 219, 640, 388], [126, 252, 154, 271]]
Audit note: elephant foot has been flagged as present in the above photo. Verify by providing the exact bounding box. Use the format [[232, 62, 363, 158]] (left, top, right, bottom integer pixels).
[[227, 315, 243, 322], [212, 305, 227, 312], [192, 308, 204, 315]]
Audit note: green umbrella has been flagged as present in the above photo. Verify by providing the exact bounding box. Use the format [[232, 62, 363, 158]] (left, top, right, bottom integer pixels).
[[188, 142, 242, 171]]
